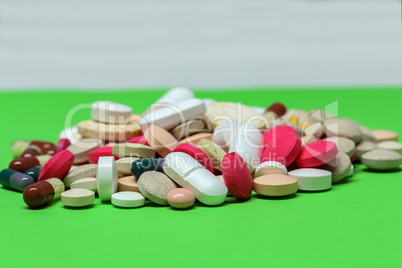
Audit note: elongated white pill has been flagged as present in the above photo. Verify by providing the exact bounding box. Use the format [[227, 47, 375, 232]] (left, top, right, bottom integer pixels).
[[91, 101, 132, 124], [97, 156, 118, 201], [163, 152, 228, 206], [155, 87, 194, 104], [288, 168, 332, 191], [140, 98, 206, 131]]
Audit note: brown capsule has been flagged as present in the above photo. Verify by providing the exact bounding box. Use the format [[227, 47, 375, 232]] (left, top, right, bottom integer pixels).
[[21, 147, 41, 158], [266, 102, 287, 117], [30, 141, 57, 155], [23, 178, 64, 208], [9, 156, 40, 173]]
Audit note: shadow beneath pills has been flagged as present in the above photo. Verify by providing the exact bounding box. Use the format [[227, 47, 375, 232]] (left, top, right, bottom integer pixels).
[[253, 193, 297, 200], [112, 205, 142, 209], [193, 200, 226, 208], [362, 167, 401, 173], [224, 196, 250, 204], [297, 189, 331, 193], [63, 204, 94, 210], [169, 205, 195, 211]]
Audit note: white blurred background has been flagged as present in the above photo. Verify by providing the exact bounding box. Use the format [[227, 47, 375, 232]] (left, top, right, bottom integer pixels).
[[0, 0, 401, 89]]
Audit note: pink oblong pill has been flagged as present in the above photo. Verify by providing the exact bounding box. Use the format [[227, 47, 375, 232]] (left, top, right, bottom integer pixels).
[[295, 141, 338, 168]]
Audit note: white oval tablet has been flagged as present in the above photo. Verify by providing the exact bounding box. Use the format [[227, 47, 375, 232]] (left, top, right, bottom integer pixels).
[[288, 168, 332, 191], [140, 98, 206, 131], [163, 152, 228, 206], [70, 177, 97, 192], [91, 101, 132, 124], [111, 191, 145, 208], [97, 156, 118, 201], [376, 141, 402, 155], [61, 188, 95, 207]]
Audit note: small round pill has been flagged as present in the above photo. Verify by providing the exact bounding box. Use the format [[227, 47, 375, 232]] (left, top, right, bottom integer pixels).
[[61, 188, 95, 207], [167, 188, 195, 209], [288, 168, 332, 191], [253, 174, 298, 197], [70, 177, 97, 192], [376, 141, 402, 155], [111, 191, 145, 208], [361, 149, 402, 170]]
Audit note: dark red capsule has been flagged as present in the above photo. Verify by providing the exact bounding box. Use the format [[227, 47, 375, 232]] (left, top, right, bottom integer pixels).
[[9, 157, 40, 173]]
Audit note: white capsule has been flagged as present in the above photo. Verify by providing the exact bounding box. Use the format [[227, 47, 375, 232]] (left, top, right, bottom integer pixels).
[[163, 152, 228, 206], [140, 98, 206, 131]]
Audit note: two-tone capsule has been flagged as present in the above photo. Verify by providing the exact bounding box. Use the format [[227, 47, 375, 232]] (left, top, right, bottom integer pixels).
[[23, 178, 65, 208], [0, 169, 36, 192]]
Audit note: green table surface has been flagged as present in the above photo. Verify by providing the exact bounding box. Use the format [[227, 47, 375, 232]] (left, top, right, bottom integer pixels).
[[1, 88, 401, 268]]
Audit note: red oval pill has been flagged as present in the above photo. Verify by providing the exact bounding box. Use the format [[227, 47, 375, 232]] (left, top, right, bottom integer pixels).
[[262, 131, 301, 167], [56, 138, 71, 153], [295, 141, 338, 168], [263, 126, 297, 147], [173, 144, 214, 173], [89, 147, 118, 164], [221, 152, 252, 200], [38, 150, 74, 181]]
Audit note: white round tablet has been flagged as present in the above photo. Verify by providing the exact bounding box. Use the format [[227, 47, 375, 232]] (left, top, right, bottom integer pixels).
[[111, 192, 145, 208], [288, 168, 332, 191], [61, 188, 95, 207], [97, 156, 118, 201], [70, 177, 97, 192], [91, 101, 132, 124]]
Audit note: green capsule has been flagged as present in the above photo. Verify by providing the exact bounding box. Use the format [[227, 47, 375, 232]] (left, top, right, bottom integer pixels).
[[25, 166, 42, 182]]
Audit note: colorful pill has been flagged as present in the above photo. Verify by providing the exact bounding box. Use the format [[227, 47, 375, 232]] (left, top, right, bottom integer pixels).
[[221, 152, 253, 200], [167, 188, 195, 209], [262, 131, 301, 167], [23, 178, 65, 208], [38, 150, 74, 181], [89, 147, 118, 164], [0, 169, 35, 192], [9, 156, 41, 173], [295, 141, 338, 168], [130, 158, 159, 178], [56, 138, 71, 153], [25, 166, 42, 182]]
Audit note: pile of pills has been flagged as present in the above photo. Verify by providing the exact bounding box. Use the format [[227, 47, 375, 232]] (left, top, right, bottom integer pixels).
[[1, 87, 401, 209]]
